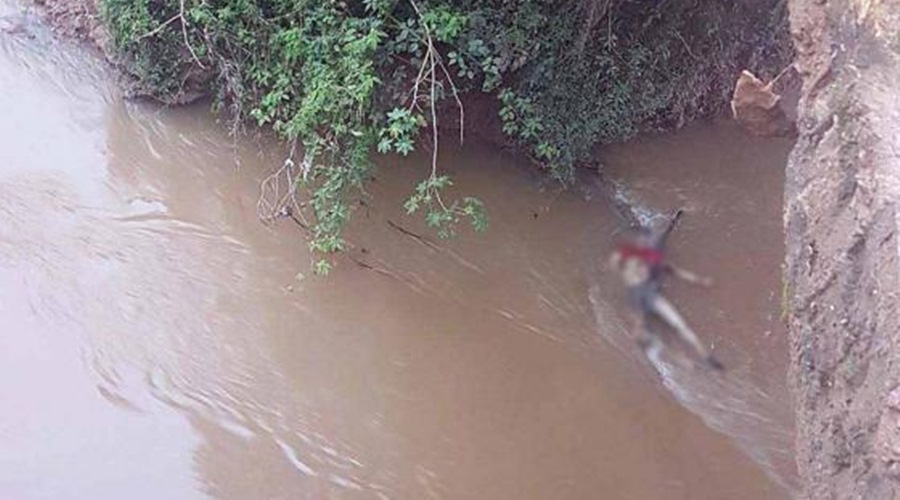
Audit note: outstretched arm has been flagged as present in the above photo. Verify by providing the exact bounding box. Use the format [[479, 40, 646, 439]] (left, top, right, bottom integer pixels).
[[650, 208, 684, 250], [666, 263, 713, 287]]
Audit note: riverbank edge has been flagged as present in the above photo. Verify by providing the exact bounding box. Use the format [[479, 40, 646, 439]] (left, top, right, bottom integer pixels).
[[786, 0, 900, 497], [27, 0, 659, 227]]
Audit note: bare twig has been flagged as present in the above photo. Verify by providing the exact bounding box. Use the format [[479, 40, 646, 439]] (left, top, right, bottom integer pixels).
[[407, 0, 467, 212], [428, 38, 439, 179], [257, 139, 311, 223], [572, 0, 613, 56], [179, 0, 206, 68], [770, 62, 798, 87], [673, 30, 700, 62], [137, 14, 180, 40], [137, 0, 206, 69], [434, 54, 465, 145]]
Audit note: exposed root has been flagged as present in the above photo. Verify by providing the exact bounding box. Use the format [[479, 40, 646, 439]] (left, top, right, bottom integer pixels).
[[407, 0, 465, 212], [256, 140, 313, 224]]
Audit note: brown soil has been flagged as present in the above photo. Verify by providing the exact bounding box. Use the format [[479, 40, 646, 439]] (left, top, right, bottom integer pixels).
[[785, 0, 900, 498], [30, 0, 211, 103], [32, 0, 106, 51], [731, 68, 799, 137]]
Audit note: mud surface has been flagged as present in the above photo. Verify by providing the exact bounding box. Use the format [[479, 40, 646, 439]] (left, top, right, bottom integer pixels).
[[2, 3, 795, 498], [786, 0, 900, 498]]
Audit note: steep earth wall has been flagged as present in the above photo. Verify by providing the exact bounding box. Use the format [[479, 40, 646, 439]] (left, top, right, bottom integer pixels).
[[785, 0, 900, 497]]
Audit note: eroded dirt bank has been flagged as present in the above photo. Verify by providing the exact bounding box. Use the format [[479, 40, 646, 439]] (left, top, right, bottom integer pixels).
[[786, 0, 900, 497]]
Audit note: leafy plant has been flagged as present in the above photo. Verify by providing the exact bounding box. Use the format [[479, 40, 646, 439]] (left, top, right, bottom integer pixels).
[[378, 107, 423, 156], [404, 175, 487, 239], [98, 0, 791, 272]]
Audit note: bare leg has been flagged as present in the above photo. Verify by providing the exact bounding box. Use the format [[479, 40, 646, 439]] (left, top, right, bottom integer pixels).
[[643, 334, 664, 365], [649, 295, 724, 370], [632, 312, 664, 361], [648, 294, 710, 359], [632, 313, 651, 346]]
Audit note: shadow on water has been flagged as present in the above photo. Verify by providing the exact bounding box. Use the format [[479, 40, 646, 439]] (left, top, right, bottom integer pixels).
[[2, 4, 795, 498]]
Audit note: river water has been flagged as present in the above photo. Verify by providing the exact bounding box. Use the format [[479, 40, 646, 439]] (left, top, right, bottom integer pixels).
[[0, 5, 796, 499]]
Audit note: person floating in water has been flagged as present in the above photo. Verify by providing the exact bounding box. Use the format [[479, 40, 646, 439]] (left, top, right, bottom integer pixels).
[[609, 209, 724, 370]]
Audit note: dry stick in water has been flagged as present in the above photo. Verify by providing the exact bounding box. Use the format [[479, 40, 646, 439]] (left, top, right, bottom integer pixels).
[[387, 219, 441, 251], [282, 206, 408, 282]]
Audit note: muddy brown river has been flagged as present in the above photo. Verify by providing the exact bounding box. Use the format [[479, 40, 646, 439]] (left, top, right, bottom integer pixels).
[[1, 4, 796, 499]]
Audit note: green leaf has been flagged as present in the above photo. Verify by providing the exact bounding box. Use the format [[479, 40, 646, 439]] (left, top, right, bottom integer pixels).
[[395, 137, 414, 155]]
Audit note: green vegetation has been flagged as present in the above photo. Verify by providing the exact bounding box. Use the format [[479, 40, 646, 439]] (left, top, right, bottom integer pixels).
[[99, 0, 790, 271]]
